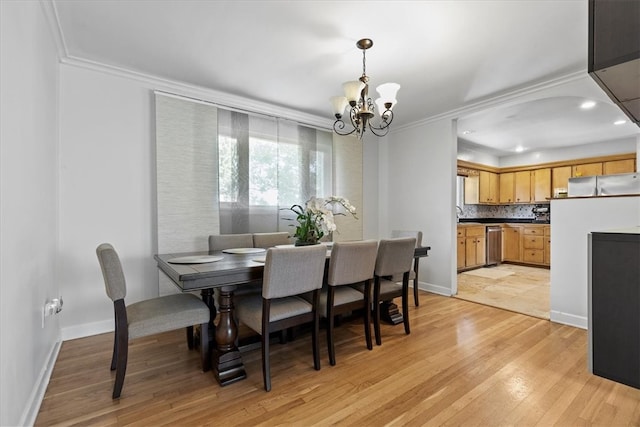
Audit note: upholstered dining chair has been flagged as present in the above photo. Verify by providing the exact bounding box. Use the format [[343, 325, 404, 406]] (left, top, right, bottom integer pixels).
[[391, 230, 423, 306], [323, 240, 378, 365], [252, 232, 291, 248], [234, 245, 327, 391], [372, 237, 417, 346], [96, 243, 210, 399], [208, 233, 254, 251]]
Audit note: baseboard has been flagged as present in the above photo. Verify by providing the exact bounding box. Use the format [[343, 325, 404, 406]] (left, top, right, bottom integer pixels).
[[550, 310, 588, 329], [20, 339, 61, 427], [61, 319, 114, 341], [417, 282, 453, 297]]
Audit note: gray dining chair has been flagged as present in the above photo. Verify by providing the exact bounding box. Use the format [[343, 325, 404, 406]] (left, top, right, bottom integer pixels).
[[372, 237, 417, 345], [323, 240, 378, 365], [391, 230, 423, 306], [234, 245, 326, 391], [252, 232, 291, 248], [96, 243, 210, 399], [208, 233, 254, 251]]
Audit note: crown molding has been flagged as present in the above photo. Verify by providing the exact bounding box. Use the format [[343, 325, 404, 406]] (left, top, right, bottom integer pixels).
[[40, 0, 68, 60]]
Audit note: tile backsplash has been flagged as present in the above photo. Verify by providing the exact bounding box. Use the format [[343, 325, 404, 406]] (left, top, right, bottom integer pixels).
[[458, 204, 540, 219]]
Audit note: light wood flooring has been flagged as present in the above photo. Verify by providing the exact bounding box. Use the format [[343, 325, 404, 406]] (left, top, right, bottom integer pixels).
[[457, 264, 550, 320], [36, 293, 640, 426]]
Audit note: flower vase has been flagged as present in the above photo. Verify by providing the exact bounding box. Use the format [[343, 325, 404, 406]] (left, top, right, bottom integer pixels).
[[294, 238, 320, 246]]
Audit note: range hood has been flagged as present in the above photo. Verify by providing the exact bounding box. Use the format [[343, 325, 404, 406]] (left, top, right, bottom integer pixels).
[[588, 0, 640, 127]]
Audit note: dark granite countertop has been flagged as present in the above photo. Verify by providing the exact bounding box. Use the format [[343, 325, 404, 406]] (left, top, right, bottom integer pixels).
[[458, 218, 550, 225]]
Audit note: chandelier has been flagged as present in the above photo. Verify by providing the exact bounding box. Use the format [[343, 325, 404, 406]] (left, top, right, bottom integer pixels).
[[330, 38, 400, 139]]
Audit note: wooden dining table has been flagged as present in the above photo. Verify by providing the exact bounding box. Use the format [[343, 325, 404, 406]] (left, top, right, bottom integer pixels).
[[154, 244, 430, 386]]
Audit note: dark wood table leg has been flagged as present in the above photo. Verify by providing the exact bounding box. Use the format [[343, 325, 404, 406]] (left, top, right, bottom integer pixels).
[[380, 300, 403, 325], [212, 285, 246, 385]]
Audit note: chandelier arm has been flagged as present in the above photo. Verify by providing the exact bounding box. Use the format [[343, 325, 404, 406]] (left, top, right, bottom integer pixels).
[[367, 122, 390, 137], [333, 119, 357, 136]]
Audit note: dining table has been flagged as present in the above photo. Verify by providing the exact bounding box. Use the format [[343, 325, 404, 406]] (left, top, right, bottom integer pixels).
[[154, 244, 430, 386]]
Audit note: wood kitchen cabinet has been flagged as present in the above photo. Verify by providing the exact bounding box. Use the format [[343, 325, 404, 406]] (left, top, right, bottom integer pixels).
[[479, 171, 499, 204], [552, 166, 572, 194], [502, 224, 522, 262], [603, 159, 636, 175], [522, 226, 545, 265], [532, 168, 551, 202], [544, 226, 551, 265], [573, 162, 603, 177], [457, 225, 486, 270], [499, 172, 515, 203], [514, 171, 532, 203]]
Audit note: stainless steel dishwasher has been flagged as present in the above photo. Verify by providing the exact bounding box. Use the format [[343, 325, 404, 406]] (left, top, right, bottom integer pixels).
[[485, 226, 502, 266]]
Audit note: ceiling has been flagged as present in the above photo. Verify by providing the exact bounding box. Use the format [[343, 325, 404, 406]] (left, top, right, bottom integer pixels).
[[52, 0, 639, 156]]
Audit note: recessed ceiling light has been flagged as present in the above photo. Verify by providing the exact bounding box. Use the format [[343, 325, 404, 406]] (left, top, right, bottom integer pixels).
[[614, 119, 627, 125], [580, 101, 596, 109], [462, 130, 474, 135], [515, 146, 524, 153]]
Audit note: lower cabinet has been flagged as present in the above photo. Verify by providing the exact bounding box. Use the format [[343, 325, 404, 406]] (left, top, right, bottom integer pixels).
[[457, 225, 486, 270], [523, 227, 545, 264], [503, 225, 522, 262]]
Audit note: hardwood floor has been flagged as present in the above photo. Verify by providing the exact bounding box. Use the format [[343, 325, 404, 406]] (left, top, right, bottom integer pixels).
[[457, 264, 550, 319], [36, 293, 640, 426]]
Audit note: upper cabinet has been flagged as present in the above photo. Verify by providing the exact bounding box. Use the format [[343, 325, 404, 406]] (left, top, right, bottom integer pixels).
[[603, 159, 636, 175], [573, 162, 603, 177], [479, 171, 499, 204], [459, 153, 636, 204]]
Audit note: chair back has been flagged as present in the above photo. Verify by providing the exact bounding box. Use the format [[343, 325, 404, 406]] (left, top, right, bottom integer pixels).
[[375, 237, 416, 277], [208, 233, 254, 251], [392, 230, 423, 247], [262, 245, 326, 299], [253, 232, 291, 248], [328, 240, 378, 287], [96, 243, 127, 302]]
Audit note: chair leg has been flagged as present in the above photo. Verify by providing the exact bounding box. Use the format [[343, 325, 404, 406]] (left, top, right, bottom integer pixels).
[[110, 322, 118, 371], [413, 279, 420, 307], [200, 322, 210, 372], [112, 315, 128, 398], [364, 280, 373, 350], [403, 278, 411, 335], [262, 299, 271, 392], [327, 288, 336, 366], [374, 278, 382, 346], [312, 289, 321, 371], [186, 325, 194, 350]]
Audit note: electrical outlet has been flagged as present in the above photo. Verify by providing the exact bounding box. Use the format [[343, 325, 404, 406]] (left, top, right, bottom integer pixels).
[[42, 296, 64, 328]]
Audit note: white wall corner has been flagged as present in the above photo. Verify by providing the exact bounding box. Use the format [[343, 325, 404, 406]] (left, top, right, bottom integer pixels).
[[550, 311, 588, 330], [418, 282, 454, 297]]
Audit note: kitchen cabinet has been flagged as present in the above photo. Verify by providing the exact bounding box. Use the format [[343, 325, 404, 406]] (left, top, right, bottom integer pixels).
[[552, 166, 572, 194], [479, 171, 499, 204], [532, 168, 551, 202], [603, 159, 636, 175], [514, 171, 532, 203], [544, 226, 551, 265], [522, 226, 545, 265], [573, 162, 603, 178], [499, 172, 515, 203], [457, 225, 486, 270], [502, 224, 522, 262]]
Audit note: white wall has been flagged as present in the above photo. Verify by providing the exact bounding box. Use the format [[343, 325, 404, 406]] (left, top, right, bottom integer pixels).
[[58, 64, 158, 339], [0, 2, 61, 425], [380, 119, 458, 296], [550, 196, 640, 328]]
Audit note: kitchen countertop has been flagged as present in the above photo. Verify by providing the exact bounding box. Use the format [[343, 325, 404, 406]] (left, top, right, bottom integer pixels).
[[458, 218, 550, 225]]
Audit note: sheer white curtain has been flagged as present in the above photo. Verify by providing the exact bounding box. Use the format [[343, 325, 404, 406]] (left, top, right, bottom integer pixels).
[[217, 109, 333, 234]]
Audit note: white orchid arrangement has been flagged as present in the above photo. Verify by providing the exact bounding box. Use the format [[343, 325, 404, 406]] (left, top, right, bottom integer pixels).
[[285, 196, 358, 244]]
